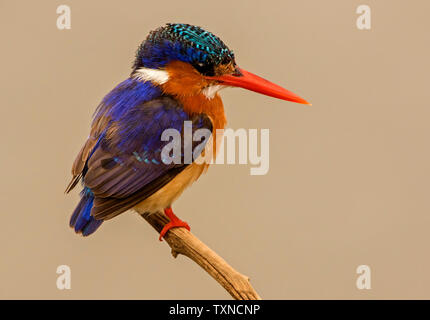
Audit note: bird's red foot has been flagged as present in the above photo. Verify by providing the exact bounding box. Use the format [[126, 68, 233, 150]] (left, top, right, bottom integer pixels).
[[159, 207, 190, 241]]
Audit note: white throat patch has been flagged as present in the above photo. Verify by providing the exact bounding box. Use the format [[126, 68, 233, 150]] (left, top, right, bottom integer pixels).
[[134, 67, 170, 85], [202, 84, 225, 99]]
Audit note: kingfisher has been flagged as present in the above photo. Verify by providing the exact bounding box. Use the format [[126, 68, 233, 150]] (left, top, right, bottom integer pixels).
[[66, 23, 310, 240]]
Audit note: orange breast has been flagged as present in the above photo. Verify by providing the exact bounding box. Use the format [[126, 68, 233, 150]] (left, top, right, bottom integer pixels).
[[177, 94, 226, 131]]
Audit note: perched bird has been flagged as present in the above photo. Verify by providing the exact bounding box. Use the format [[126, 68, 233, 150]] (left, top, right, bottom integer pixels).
[[66, 23, 310, 239]]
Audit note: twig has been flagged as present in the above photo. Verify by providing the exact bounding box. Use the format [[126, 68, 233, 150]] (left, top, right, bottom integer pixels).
[[138, 211, 262, 300]]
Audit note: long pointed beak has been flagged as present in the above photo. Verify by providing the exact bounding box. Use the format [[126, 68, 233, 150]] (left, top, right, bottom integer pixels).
[[205, 68, 311, 105]]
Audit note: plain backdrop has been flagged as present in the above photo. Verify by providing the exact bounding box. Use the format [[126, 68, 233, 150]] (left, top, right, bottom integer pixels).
[[1, 0, 429, 299]]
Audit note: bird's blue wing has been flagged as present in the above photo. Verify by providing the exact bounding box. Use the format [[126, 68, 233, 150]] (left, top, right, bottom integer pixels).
[[67, 78, 213, 221]]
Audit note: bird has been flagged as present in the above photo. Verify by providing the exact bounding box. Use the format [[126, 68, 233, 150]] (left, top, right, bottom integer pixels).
[[66, 23, 310, 240]]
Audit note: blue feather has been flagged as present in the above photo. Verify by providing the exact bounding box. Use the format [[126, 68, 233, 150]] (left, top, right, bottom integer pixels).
[[96, 78, 161, 122], [70, 187, 103, 236]]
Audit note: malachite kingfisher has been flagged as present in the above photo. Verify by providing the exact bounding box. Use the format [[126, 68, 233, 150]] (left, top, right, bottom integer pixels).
[[66, 23, 310, 239]]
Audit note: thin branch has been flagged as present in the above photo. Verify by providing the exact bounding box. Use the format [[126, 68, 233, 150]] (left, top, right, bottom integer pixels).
[[138, 211, 261, 300]]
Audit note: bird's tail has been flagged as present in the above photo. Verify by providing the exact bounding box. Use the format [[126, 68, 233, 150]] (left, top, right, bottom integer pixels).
[[70, 187, 103, 236]]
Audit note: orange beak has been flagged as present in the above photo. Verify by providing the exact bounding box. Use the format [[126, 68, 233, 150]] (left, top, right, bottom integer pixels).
[[205, 68, 311, 105]]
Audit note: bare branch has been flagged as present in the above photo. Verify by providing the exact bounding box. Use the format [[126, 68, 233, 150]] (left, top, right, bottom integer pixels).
[[138, 211, 261, 300]]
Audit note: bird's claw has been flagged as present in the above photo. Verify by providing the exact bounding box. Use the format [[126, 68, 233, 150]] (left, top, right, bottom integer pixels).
[[159, 220, 190, 241]]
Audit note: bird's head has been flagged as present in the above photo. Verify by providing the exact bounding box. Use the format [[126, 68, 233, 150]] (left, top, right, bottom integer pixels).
[[132, 23, 310, 105]]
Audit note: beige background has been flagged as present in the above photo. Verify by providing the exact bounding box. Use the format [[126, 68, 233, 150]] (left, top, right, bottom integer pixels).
[[1, 0, 429, 299]]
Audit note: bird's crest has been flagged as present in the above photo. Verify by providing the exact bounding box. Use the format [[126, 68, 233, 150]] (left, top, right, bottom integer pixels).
[[133, 23, 235, 70]]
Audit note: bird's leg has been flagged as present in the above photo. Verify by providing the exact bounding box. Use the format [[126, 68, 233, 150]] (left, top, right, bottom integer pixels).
[[159, 207, 190, 241]]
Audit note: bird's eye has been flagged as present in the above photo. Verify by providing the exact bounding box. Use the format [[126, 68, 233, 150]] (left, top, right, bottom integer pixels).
[[193, 61, 215, 76]]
